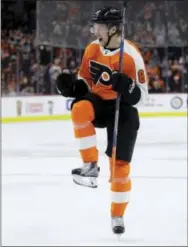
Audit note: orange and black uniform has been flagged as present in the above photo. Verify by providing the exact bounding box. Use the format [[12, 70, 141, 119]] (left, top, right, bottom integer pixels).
[[70, 39, 148, 217]]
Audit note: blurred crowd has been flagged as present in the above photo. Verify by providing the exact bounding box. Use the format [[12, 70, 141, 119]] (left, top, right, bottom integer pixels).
[[37, 1, 188, 47], [1, 0, 188, 96]]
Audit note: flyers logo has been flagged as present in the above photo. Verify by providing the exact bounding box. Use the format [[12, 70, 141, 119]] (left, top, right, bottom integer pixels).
[[89, 60, 112, 86]]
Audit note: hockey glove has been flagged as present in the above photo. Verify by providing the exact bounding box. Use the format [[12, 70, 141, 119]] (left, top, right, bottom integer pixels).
[[111, 71, 141, 105], [56, 72, 89, 98]]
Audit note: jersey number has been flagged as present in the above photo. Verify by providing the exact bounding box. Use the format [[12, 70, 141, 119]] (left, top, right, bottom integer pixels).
[[138, 69, 146, 83]]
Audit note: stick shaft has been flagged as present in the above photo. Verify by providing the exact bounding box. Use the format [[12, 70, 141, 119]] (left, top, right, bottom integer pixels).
[[112, 1, 127, 179]]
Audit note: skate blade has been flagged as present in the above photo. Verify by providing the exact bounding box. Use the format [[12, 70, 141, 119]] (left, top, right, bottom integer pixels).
[[112, 232, 123, 242], [116, 234, 122, 241], [72, 175, 98, 188]]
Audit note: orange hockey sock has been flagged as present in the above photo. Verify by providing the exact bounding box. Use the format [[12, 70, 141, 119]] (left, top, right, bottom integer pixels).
[[109, 158, 131, 217], [71, 100, 98, 163]]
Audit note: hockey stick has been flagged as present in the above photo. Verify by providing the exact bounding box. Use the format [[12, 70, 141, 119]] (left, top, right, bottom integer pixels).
[[111, 1, 127, 180]]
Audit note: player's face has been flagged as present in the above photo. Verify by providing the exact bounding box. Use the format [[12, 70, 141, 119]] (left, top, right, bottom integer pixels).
[[90, 23, 109, 46]]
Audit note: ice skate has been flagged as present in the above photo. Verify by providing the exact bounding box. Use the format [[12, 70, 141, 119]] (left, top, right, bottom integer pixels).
[[111, 216, 125, 237], [71, 162, 100, 188]]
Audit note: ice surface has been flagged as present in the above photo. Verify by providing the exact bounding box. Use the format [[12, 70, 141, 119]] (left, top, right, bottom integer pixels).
[[2, 117, 187, 246]]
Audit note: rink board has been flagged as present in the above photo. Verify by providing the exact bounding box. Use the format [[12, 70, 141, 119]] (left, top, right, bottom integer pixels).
[[1, 94, 187, 123], [1, 112, 187, 124]]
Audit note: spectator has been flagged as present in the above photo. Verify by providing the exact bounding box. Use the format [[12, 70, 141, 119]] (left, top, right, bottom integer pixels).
[[169, 73, 182, 92], [149, 75, 165, 93], [49, 58, 62, 83]]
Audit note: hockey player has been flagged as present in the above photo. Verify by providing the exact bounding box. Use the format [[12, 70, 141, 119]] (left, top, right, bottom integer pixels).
[[56, 7, 148, 235]]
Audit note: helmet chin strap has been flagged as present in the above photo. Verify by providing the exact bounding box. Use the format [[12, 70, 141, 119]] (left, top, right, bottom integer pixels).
[[104, 30, 117, 49], [104, 32, 113, 49]]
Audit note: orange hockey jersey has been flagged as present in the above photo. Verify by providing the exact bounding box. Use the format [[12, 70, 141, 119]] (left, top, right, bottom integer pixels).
[[78, 39, 148, 106]]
